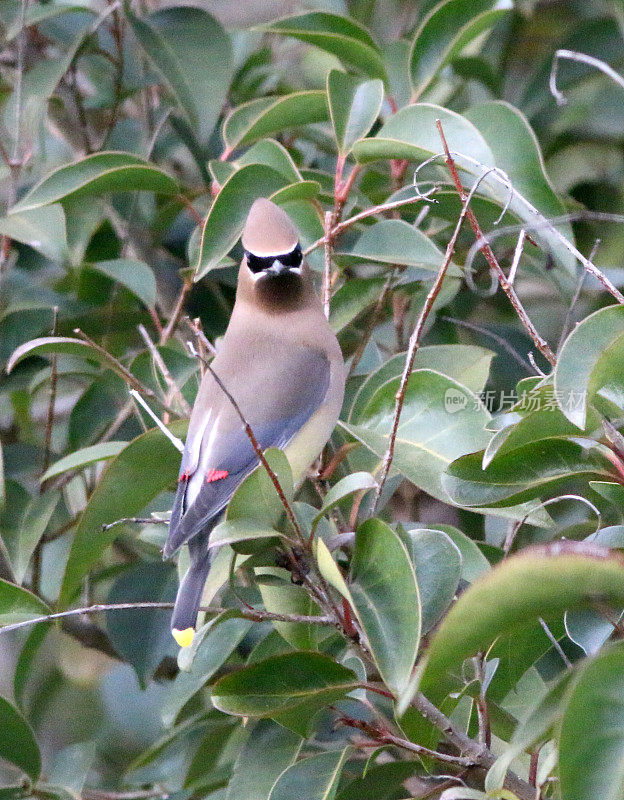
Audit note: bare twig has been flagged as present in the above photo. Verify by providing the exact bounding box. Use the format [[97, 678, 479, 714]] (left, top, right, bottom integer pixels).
[[102, 516, 169, 532], [160, 279, 192, 344], [138, 324, 191, 414], [323, 210, 333, 319], [550, 49, 624, 106], [539, 617, 572, 668], [439, 316, 534, 373], [128, 390, 184, 453], [0, 602, 335, 636], [372, 162, 484, 508], [508, 229, 526, 286], [436, 120, 557, 367], [557, 238, 600, 352], [303, 192, 437, 256], [349, 273, 394, 376]]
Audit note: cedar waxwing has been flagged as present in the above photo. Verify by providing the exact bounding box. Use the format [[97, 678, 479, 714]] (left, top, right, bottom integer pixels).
[[164, 198, 346, 647]]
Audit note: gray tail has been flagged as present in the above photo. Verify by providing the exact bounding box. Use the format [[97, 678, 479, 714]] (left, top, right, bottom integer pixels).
[[171, 532, 212, 640]]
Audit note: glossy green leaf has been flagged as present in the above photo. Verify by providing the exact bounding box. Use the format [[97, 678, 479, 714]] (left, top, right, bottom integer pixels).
[[127, 6, 232, 142], [353, 103, 493, 166], [329, 276, 387, 333], [0, 205, 68, 263], [350, 345, 494, 418], [263, 12, 386, 80], [9, 490, 60, 584], [49, 742, 95, 794], [401, 528, 462, 633], [315, 537, 352, 603], [162, 613, 252, 725], [269, 748, 349, 800], [434, 525, 491, 582], [257, 574, 324, 650], [223, 92, 329, 152], [410, 0, 512, 97], [414, 543, 624, 707], [106, 562, 177, 686], [90, 259, 157, 309], [327, 71, 383, 156], [58, 421, 187, 608], [0, 695, 41, 781], [5, 1, 93, 40], [444, 438, 615, 508], [41, 441, 127, 483], [209, 520, 282, 551], [211, 651, 358, 718], [338, 218, 460, 276], [555, 304, 624, 429], [312, 472, 377, 529], [193, 164, 289, 280], [237, 139, 302, 183], [336, 760, 419, 800], [559, 641, 624, 800], [349, 519, 420, 697], [225, 720, 301, 800], [0, 579, 49, 626], [7, 336, 142, 388], [12, 153, 179, 214], [343, 369, 491, 502]]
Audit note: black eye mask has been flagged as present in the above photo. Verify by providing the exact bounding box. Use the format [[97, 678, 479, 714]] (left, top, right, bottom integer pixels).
[[245, 243, 303, 274]]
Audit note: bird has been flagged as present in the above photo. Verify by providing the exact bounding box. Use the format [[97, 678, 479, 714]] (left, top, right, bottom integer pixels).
[[164, 198, 346, 648]]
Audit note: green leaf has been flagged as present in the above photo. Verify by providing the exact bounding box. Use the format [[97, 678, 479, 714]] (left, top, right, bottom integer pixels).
[[263, 12, 386, 81], [559, 641, 624, 800], [352, 103, 493, 166], [433, 525, 491, 582], [0, 695, 41, 781], [336, 761, 420, 800], [209, 520, 283, 552], [223, 92, 329, 152], [5, 1, 93, 40], [257, 575, 325, 650], [443, 438, 615, 508], [211, 651, 358, 718], [315, 537, 352, 603], [342, 370, 491, 502], [49, 742, 95, 794], [327, 71, 383, 156], [337, 218, 460, 276], [0, 205, 68, 263], [41, 441, 128, 483], [90, 259, 157, 309], [312, 472, 377, 529], [225, 720, 301, 800], [58, 421, 187, 608], [410, 0, 512, 97], [6, 336, 142, 388], [555, 304, 624, 429], [193, 164, 289, 280], [401, 528, 462, 633], [350, 345, 494, 418], [9, 490, 60, 584], [127, 6, 232, 142], [413, 542, 624, 708], [162, 613, 252, 726], [237, 139, 303, 183], [329, 277, 387, 333], [0, 579, 50, 626], [349, 519, 420, 697], [269, 748, 349, 800], [106, 562, 177, 687], [12, 152, 179, 214], [14, 623, 49, 709]]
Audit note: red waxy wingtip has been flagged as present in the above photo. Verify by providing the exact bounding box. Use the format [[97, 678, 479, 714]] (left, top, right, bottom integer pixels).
[[206, 468, 229, 483]]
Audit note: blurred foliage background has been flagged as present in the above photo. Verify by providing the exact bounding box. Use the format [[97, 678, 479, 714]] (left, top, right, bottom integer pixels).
[[4, 1, 624, 799]]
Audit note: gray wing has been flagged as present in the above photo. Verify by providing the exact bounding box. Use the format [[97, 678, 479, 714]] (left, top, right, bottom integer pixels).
[[164, 349, 329, 557]]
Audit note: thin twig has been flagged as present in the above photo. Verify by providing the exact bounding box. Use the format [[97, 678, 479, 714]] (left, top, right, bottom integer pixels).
[[160, 279, 192, 344], [508, 229, 526, 286], [539, 617, 572, 668], [550, 49, 624, 106], [0, 602, 336, 636], [128, 390, 184, 453], [439, 316, 534, 374], [349, 273, 394, 376], [557, 238, 600, 352], [323, 210, 333, 319], [138, 324, 191, 414], [436, 120, 558, 367], [303, 192, 436, 256], [102, 516, 169, 532], [372, 164, 483, 508]]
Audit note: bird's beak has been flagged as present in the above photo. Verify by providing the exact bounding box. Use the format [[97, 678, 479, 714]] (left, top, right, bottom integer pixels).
[[266, 260, 301, 276]]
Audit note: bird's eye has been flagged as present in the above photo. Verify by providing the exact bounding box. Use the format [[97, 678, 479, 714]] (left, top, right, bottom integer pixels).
[[278, 243, 303, 268], [245, 251, 274, 273]]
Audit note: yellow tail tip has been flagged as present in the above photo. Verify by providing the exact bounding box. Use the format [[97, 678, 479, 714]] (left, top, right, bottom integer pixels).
[[172, 627, 195, 648]]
